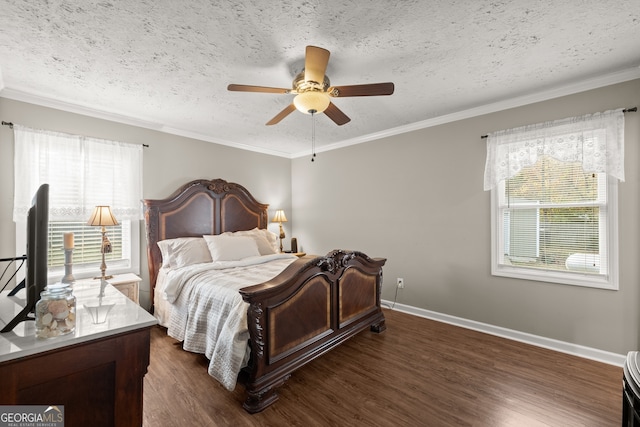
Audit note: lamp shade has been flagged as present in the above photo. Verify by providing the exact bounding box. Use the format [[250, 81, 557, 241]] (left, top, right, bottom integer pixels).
[[272, 209, 288, 223], [87, 206, 119, 227], [293, 92, 330, 114]]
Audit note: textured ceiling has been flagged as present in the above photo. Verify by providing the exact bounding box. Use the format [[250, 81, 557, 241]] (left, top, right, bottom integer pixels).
[[0, 0, 639, 158]]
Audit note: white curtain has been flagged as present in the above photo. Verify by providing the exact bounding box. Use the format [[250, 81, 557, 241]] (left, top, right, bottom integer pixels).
[[13, 125, 143, 222], [483, 109, 625, 191]]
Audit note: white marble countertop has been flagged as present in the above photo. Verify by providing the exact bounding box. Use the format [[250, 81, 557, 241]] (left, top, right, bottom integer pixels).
[[0, 280, 157, 363]]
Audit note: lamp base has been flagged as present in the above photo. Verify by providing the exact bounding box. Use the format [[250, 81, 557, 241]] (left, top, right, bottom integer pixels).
[[278, 223, 285, 253], [94, 231, 113, 281]]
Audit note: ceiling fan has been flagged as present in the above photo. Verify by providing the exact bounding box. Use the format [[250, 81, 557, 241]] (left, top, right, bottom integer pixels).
[[227, 45, 395, 126]]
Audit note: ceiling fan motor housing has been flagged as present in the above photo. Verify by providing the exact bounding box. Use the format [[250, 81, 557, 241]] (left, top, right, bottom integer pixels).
[[293, 69, 331, 93]]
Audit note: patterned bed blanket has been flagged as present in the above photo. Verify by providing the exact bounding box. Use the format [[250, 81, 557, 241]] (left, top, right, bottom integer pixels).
[[163, 254, 297, 390]]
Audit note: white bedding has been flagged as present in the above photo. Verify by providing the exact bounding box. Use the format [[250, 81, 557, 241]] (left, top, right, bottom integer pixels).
[[155, 253, 297, 390]]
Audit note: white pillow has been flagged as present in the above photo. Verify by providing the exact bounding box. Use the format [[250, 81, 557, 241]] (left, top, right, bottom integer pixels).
[[157, 237, 212, 269], [262, 229, 279, 253], [203, 234, 261, 261], [244, 228, 278, 253], [157, 240, 173, 268], [232, 228, 277, 255]]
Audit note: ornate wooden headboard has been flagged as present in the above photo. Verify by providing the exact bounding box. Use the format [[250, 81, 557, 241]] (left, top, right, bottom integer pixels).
[[143, 178, 269, 292]]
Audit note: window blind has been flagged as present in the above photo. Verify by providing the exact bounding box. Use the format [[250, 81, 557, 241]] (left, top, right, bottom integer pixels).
[[500, 156, 607, 275], [48, 221, 126, 267]]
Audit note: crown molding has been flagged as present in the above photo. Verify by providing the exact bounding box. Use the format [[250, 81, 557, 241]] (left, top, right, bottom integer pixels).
[[0, 87, 164, 130], [291, 66, 640, 158], [0, 87, 292, 158], [2, 66, 639, 160]]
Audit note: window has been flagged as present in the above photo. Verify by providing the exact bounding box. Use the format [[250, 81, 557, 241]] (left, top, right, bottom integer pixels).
[[484, 109, 624, 289], [492, 157, 617, 288], [46, 221, 133, 280], [13, 125, 142, 282]]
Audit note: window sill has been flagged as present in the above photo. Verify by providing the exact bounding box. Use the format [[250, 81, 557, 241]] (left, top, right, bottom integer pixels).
[[492, 264, 618, 290]]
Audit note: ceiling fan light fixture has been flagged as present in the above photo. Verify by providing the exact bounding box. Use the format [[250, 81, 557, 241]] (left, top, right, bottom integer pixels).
[[293, 91, 330, 115]]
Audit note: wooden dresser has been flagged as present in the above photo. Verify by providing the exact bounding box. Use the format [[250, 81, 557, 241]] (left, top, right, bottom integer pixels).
[[0, 280, 157, 427]]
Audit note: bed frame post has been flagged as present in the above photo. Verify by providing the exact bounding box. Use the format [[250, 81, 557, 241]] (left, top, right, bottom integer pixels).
[[370, 267, 387, 333]]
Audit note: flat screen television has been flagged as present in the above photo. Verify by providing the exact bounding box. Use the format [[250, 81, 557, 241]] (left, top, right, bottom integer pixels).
[[1, 183, 49, 333]]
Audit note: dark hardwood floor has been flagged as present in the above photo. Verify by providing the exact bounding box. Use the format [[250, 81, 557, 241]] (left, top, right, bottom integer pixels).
[[143, 309, 622, 426]]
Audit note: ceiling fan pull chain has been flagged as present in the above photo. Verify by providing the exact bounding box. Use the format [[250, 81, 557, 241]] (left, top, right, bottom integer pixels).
[[311, 110, 317, 162]]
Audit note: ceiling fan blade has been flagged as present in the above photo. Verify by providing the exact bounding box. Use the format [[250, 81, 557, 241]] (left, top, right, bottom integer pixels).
[[324, 102, 351, 126], [328, 82, 395, 97], [227, 84, 290, 94], [304, 46, 330, 84], [266, 103, 297, 125]]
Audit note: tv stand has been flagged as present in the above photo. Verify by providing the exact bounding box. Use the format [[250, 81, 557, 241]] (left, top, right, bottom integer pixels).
[[7, 279, 25, 296], [0, 255, 26, 296], [0, 303, 34, 333], [0, 255, 31, 333]]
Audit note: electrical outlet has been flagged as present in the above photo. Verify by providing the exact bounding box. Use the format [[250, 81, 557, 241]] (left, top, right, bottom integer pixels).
[[397, 278, 404, 289]]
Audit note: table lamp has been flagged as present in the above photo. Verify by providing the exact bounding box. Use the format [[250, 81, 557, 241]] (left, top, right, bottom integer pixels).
[[87, 205, 118, 280], [271, 209, 288, 253]]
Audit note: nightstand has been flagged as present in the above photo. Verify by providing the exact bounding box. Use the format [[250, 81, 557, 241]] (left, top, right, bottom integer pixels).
[[285, 252, 306, 257], [107, 273, 141, 304], [74, 273, 141, 305]]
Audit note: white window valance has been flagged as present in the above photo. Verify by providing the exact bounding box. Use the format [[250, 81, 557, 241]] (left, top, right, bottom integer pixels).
[[13, 125, 143, 222], [483, 109, 625, 191]]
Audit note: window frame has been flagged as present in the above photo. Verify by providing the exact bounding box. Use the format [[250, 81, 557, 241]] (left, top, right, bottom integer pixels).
[[490, 172, 619, 290]]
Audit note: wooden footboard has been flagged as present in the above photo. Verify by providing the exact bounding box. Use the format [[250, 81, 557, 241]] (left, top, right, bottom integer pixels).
[[239, 249, 386, 413]]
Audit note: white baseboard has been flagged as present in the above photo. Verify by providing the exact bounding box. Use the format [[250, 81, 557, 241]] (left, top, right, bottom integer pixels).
[[381, 300, 626, 367]]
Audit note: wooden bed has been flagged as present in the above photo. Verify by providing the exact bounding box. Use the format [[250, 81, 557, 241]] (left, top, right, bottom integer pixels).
[[143, 178, 386, 413]]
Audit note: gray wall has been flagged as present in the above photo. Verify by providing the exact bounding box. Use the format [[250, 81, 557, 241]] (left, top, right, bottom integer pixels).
[[291, 79, 640, 355], [2, 79, 638, 354], [0, 97, 292, 308]]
